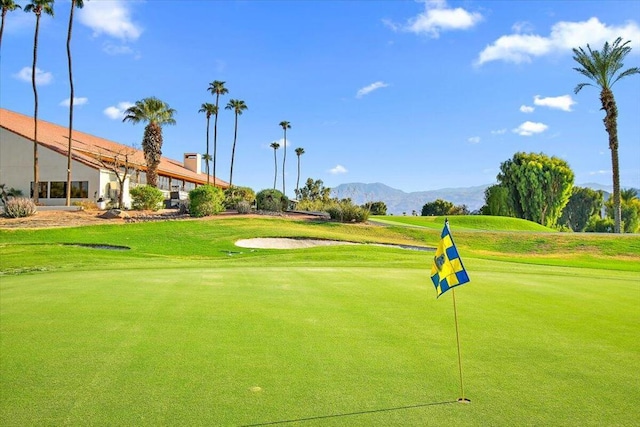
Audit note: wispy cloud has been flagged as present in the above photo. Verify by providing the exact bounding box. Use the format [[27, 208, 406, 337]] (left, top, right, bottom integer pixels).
[[385, 0, 482, 38], [534, 95, 576, 112], [60, 97, 88, 107], [13, 67, 53, 85], [78, 0, 142, 41], [520, 105, 535, 113], [104, 102, 134, 120], [356, 81, 389, 98], [491, 129, 507, 135], [476, 17, 640, 66], [468, 136, 481, 144], [329, 165, 348, 175], [513, 121, 548, 136]]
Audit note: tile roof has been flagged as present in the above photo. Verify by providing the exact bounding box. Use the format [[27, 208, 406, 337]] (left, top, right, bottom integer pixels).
[[0, 108, 229, 188]]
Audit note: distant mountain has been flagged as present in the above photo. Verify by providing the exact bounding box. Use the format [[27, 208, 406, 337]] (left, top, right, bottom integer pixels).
[[331, 182, 491, 215], [330, 182, 637, 215]]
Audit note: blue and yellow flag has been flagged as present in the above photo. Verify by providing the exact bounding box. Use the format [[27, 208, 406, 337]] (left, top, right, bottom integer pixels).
[[430, 220, 470, 298]]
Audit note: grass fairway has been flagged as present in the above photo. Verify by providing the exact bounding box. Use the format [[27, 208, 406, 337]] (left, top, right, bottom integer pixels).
[[1, 217, 639, 426]]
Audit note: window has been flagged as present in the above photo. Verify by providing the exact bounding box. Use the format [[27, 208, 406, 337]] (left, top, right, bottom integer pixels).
[[30, 182, 47, 198], [47, 181, 89, 199], [157, 175, 170, 190]]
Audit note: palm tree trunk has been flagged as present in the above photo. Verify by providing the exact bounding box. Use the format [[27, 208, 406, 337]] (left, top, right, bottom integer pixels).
[[282, 129, 287, 195], [273, 149, 277, 190], [229, 113, 238, 187], [65, 2, 76, 206], [213, 94, 219, 188], [296, 156, 301, 199], [205, 116, 210, 185], [32, 14, 41, 204], [601, 88, 621, 233], [0, 10, 7, 48]]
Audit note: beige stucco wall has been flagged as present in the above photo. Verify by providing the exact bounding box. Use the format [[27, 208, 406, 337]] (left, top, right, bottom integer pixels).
[[0, 128, 131, 208]]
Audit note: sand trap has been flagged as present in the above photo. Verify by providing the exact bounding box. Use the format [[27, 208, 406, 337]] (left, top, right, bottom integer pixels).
[[235, 238, 358, 249]]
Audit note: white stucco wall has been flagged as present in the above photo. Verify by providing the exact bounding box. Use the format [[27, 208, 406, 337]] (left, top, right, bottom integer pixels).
[[0, 128, 130, 207]]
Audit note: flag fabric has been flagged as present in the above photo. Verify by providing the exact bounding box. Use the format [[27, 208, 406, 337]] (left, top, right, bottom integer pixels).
[[430, 220, 470, 298]]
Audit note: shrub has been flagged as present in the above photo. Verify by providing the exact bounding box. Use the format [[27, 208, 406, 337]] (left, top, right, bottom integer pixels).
[[72, 200, 98, 210], [585, 217, 615, 233], [256, 189, 288, 212], [236, 200, 252, 214], [297, 199, 333, 212], [3, 197, 37, 218], [188, 185, 224, 217], [130, 185, 164, 211], [224, 186, 256, 210], [327, 200, 369, 223]]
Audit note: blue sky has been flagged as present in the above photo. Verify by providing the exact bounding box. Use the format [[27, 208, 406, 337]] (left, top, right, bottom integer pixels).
[[2, 0, 639, 197]]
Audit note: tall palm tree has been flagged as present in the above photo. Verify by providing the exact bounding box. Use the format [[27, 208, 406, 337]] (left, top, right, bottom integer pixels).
[[207, 80, 228, 188], [294, 147, 305, 199], [122, 97, 176, 188], [279, 121, 291, 195], [573, 37, 639, 233], [225, 99, 248, 187], [198, 102, 216, 184], [65, 0, 85, 207], [0, 0, 22, 48], [269, 141, 280, 190], [24, 0, 54, 204]]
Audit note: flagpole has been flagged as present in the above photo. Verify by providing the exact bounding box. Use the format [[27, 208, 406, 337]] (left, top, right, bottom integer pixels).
[[452, 288, 470, 403]]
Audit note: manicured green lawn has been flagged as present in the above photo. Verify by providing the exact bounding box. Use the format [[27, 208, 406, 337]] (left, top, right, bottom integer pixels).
[[1, 217, 639, 426]]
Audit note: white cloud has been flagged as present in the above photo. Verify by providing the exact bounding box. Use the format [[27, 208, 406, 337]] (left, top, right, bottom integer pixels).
[[589, 170, 610, 176], [329, 165, 348, 175], [103, 102, 134, 120], [78, 0, 142, 42], [491, 128, 507, 135], [513, 121, 549, 136], [13, 67, 53, 85], [386, 0, 483, 38], [533, 95, 576, 112], [477, 17, 640, 65], [102, 42, 135, 56], [356, 81, 389, 98], [468, 136, 481, 144], [520, 105, 535, 113], [59, 97, 88, 107]]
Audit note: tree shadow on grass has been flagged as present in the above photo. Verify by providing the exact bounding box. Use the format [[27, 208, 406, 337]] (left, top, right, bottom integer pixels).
[[240, 400, 458, 426]]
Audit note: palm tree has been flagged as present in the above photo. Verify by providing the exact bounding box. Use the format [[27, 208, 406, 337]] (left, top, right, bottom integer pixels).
[[279, 121, 291, 195], [24, 0, 54, 204], [198, 102, 216, 184], [122, 97, 176, 188], [207, 80, 228, 187], [225, 99, 248, 187], [573, 37, 639, 233], [294, 147, 305, 199], [0, 0, 22, 48], [269, 141, 280, 190], [65, 0, 85, 207]]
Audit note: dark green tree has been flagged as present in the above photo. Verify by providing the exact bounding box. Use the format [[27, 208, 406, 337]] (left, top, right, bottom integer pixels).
[[298, 178, 331, 202], [480, 184, 513, 216], [497, 152, 574, 227], [421, 199, 455, 216], [558, 186, 604, 231], [363, 201, 387, 215], [573, 38, 639, 233], [605, 188, 639, 233]]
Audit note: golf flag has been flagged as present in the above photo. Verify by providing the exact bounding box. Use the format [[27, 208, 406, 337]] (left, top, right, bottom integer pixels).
[[430, 220, 470, 298]]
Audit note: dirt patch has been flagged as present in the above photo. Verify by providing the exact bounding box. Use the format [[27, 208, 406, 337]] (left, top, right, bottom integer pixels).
[[0, 209, 324, 230]]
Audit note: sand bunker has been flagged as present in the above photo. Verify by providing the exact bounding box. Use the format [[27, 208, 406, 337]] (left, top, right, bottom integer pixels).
[[235, 238, 358, 249]]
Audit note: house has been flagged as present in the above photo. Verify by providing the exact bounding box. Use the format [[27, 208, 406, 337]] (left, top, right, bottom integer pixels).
[[0, 108, 229, 208]]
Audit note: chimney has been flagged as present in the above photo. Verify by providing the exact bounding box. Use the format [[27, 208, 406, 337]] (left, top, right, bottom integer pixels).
[[184, 153, 202, 174]]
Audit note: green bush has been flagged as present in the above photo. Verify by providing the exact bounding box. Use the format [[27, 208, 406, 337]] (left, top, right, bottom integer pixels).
[[585, 217, 615, 233], [130, 185, 164, 211], [188, 185, 224, 217], [3, 197, 37, 218], [256, 189, 288, 212], [327, 200, 369, 223], [224, 186, 256, 210]]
